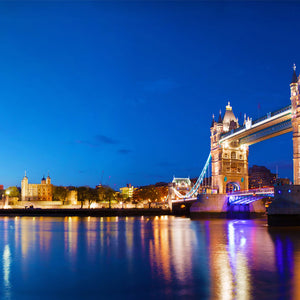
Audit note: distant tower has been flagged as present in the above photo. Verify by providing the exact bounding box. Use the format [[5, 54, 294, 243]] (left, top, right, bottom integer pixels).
[[21, 171, 28, 201], [290, 64, 300, 184], [46, 174, 51, 185], [41, 176, 46, 184], [211, 110, 224, 192]]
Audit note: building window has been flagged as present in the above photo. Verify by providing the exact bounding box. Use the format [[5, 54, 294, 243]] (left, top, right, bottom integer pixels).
[[231, 152, 236, 159], [224, 153, 228, 158], [239, 155, 242, 159]]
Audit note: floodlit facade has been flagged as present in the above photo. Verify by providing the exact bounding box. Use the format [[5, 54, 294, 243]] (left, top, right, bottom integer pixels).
[[21, 173, 53, 201], [120, 184, 135, 199], [210, 102, 249, 194], [291, 65, 300, 185]]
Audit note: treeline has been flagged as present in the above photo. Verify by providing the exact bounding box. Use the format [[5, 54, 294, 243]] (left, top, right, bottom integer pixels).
[[53, 183, 169, 208], [53, 185, 118, 208], [133, 184, 168, 204], [2, 183, 169, 208]]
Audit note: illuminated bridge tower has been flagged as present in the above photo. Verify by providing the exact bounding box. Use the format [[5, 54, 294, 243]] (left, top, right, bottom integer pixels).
[[211, 103, 249, 194], [291, 64, 300, 184]]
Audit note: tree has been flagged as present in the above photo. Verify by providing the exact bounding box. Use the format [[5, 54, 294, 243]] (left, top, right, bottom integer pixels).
[[104, 186, 116, 208], [0, 189, 5, 200], [53, 186, 68, 202], [85, 187, 99, 208], [6, 186, 20, 200], [132, 188, 141, 206], [137, 185, 160, 208], [139, 185, 159, 201], [76, 186, 89, 208], [156, 186, 168, 202], [97, 185, 107, 203]]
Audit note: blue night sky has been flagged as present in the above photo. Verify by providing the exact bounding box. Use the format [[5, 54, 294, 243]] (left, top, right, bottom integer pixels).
[[0, 0, 299, 189]]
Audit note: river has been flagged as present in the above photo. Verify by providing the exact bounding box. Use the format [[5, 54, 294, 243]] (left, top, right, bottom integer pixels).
[[0, 216, 298, 299]]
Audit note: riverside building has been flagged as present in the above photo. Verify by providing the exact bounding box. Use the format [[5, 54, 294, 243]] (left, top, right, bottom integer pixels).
[[21, 173, 53, 201]]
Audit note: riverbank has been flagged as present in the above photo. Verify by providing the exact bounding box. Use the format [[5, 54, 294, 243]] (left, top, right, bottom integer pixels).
[[0, 208, 172, 217]]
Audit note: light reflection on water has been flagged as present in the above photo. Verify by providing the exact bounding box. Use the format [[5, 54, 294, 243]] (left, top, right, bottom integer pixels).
[[0, 216, 298, 299]]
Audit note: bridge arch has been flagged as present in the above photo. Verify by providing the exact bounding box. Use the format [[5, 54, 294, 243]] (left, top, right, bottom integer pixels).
[[226, 182, 240, 193]]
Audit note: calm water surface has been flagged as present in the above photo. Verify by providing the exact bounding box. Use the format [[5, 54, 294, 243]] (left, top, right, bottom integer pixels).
[[0, 216, 298, 299]]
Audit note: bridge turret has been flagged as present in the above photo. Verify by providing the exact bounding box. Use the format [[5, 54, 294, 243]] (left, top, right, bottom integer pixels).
[[290, 64, 300, 184], [222, 102, 239, 132], [217, 110, 223, 124], [211, 103, 249, 194], [291, 64, 299, 112], [291, 63, 298, 84]]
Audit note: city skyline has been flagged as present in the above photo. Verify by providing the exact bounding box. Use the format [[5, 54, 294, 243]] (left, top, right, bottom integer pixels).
[[0, 1, 299, 189]]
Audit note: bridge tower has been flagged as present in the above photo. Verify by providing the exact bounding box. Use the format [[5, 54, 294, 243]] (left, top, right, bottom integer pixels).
[[290, 64, 300, 184], [211, 103, 249, 194]]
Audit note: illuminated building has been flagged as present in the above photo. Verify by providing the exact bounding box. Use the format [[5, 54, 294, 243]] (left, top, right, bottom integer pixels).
[[248, 165, 276, 189], [65, 189, 78, 205], [21, 173, 53, 201], [210, 102, 249, 193], [169, 177, 191, 199], [290, 64, 300, 184], [120, 184, 135, 199]]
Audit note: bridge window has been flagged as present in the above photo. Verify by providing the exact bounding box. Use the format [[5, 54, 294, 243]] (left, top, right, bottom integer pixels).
[[231, 152, 236, 159]]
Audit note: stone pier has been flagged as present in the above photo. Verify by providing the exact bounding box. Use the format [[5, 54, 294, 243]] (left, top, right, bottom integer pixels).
[[268, 185, 300, 226]]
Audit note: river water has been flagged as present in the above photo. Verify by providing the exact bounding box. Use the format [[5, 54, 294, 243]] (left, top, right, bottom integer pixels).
[[0, 216, 298, 299]]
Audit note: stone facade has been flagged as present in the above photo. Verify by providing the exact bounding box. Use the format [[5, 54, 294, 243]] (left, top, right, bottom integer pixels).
[[21, 173, 53, 201], [210, 103, 249, 194], [268, 185, 300, 215], [291, 65, 300, 185]]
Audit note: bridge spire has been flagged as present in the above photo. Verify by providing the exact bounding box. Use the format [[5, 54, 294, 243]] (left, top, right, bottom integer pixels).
[[226, 101, 232, 111], [211, 114, 215, 127], [218, 110, 222, 123], [292, 63, 298, 84]]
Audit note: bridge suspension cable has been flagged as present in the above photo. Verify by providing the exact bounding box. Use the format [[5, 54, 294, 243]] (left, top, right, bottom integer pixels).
[[173, 153, 212, 199]]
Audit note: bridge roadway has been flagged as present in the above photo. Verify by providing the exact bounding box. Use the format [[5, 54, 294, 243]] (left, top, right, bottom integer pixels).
[[171, 187, 274, 206], [227, 187, 274, 205], [219, 105, 292, 145], [171, 197, 197, 203]]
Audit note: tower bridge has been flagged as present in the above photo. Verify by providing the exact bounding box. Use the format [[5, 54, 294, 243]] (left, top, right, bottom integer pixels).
[[169, 66, 300, 213]]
